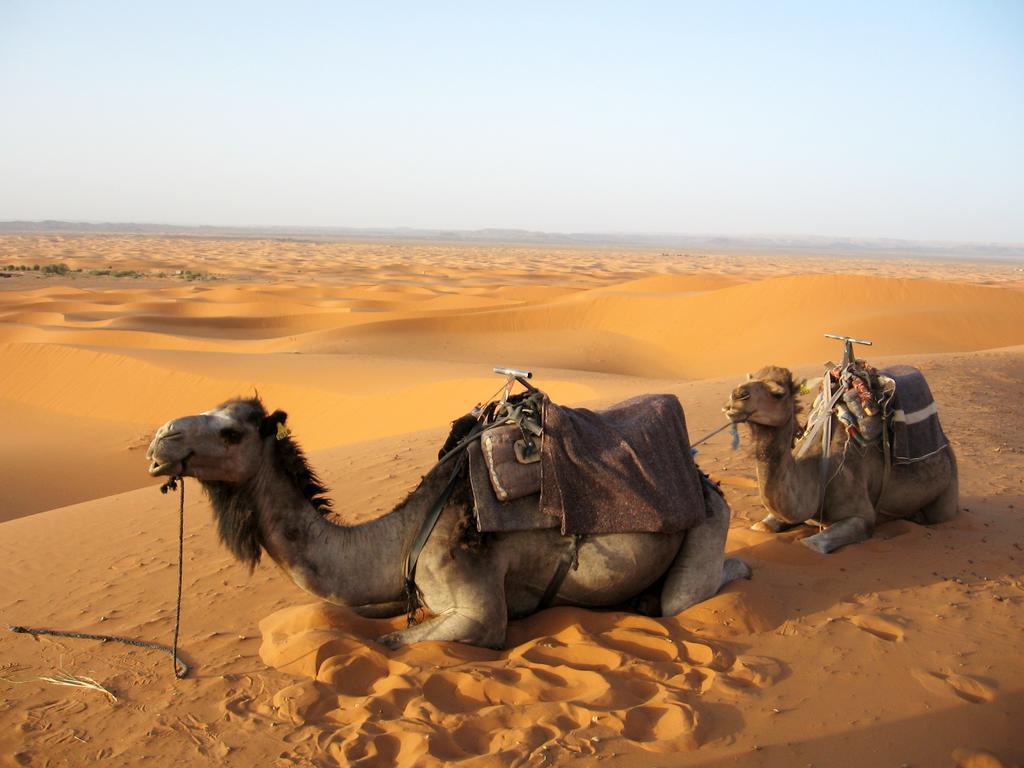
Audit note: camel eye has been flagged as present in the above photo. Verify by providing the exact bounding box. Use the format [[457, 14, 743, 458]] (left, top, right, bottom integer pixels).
[[220, 427, 244, 444]]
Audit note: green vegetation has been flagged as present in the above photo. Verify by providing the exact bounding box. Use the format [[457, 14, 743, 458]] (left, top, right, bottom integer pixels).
[[87, 268, 144, 278], [0, 263, 217, 281], [174, 269, 217, 281]]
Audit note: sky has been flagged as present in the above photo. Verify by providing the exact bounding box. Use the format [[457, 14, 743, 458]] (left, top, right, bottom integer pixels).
[[1, 2, 1022, 242]]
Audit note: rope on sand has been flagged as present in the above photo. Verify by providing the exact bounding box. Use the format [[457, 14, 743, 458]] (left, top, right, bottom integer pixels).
[[9, 477, 190, 679]]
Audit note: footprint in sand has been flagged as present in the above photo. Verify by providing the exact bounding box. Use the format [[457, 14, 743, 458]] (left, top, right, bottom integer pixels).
[[846, 613, 906, 642], [620, 703, 700, 751], [912, 669, 996, 704]]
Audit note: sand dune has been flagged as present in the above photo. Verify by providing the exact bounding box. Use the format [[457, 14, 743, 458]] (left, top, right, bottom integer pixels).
[[1, 235, 1022, 767]]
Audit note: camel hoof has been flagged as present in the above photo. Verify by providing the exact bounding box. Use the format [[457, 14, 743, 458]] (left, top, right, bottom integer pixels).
[[752, 516, 786, 533], [798, 535, 829, 554], [376, 631, 406, 650]]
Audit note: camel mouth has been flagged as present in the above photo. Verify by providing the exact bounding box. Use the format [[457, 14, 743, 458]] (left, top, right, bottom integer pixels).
[[148, 451, 192, 478], [724, 406, 751, 423], [148, 458, 183, 477]]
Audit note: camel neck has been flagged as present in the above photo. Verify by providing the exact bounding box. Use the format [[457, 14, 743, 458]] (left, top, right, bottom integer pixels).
[[251, 462, 445, 609], [748, 412, 820, 524]]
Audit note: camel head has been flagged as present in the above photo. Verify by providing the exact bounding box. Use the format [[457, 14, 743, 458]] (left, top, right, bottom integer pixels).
[[726, 366, 803, 427], [147, 398, 289, 484], [147, 398, 330, 569]]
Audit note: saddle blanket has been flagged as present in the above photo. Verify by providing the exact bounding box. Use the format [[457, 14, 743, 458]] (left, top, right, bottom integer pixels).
[[880, 365, 949, 464], [539, 394, 705, 535]]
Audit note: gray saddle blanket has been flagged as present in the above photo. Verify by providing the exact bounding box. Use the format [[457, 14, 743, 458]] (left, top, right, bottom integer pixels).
[[539, 394, 705, 535], [880, 365, 949, 464]]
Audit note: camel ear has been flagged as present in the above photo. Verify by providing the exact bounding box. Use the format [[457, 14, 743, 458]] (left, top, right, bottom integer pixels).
[[259, 410, 288, 438], [746, 372, 753, 381]]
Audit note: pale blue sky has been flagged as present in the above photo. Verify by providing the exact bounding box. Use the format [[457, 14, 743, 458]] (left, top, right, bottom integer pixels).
[[1, 2, 1022, 241]]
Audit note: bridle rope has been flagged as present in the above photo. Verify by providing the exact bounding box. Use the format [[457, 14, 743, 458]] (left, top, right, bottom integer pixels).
[[8, 477, 190, 679]]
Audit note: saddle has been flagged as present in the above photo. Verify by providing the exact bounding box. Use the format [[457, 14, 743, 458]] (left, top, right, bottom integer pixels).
[[800, 360, 948, 465], [447, 389, 706, 536]]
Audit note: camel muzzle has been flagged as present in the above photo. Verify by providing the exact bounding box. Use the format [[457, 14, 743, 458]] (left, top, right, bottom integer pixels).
[[147, 430, 191, 477], [724, 388, 753, 423]]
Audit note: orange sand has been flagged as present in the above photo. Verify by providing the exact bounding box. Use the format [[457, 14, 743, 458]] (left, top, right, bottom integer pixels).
[[0, 235, 1021, 767]]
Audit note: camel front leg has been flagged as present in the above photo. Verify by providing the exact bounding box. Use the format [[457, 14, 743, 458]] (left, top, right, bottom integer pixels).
[[377, 609, 505, 650], [377, 561, 509, 649], [800, 516, 872, 554]]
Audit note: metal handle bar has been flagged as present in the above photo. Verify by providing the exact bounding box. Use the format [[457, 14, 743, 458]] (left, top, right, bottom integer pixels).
[[825, 333, 873, 367], [824, 333, 872, 346], [493, 367, 533, 379]]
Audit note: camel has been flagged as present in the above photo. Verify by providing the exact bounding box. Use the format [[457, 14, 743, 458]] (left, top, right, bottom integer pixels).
[[147, 397, 751, 648], [725, 366, 959, 554]]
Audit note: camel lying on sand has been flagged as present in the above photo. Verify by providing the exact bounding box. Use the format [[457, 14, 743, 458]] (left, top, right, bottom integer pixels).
[[147, 398, 751, 648], [725, 366, 958, 554]]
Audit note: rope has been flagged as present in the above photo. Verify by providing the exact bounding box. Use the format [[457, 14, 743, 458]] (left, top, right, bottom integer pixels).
[[690, 420, 741, 454], [8, 477, 190, 679], [172, 475, 185, 677]]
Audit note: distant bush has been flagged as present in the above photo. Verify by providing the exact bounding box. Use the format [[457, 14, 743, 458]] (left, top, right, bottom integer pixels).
[[42, 263, 71, 275], [87, 268, 144, 278], [174, 269, 217, 281]]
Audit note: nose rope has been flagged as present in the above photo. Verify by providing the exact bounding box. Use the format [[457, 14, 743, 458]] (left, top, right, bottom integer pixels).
[[8, 477, 191, 680], [690, 420, 742, 455]]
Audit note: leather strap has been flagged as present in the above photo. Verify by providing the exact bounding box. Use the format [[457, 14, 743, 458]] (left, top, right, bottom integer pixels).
[[817, 374, 833, 525], [537, 535, 581, 611], [402, 453, 466, 625], [876, 399, 892, 508]]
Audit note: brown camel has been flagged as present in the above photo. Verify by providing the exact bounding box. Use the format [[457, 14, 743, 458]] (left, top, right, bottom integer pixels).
[[725, 366, 959, 554], [147, 398, 751, 648]]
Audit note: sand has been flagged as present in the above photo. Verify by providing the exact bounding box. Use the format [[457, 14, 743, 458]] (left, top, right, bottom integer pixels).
[[0, 234, 1021, 767]]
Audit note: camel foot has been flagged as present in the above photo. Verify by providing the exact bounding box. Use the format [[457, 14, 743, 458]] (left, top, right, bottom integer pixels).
[[798, 535, 830, 554], [751, 514, 797, 534], [722, 557, 752, 584], [376, 612, 506, 650], [376, 631, 407, 650], [799, 517, 871, 554]]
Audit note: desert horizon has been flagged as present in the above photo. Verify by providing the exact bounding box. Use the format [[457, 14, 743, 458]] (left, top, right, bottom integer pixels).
[[1, 233, 1021, 766]]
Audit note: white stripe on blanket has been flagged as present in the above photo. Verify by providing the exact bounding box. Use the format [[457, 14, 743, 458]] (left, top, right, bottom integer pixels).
[[891, 402, 938, 425]]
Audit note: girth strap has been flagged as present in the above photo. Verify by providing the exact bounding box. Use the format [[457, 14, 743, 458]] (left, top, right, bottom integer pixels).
[[402, 453, 467, 626], [537, 535, 581, 612], [875, 399, 892, 508], [816, 374, 833, 525]]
